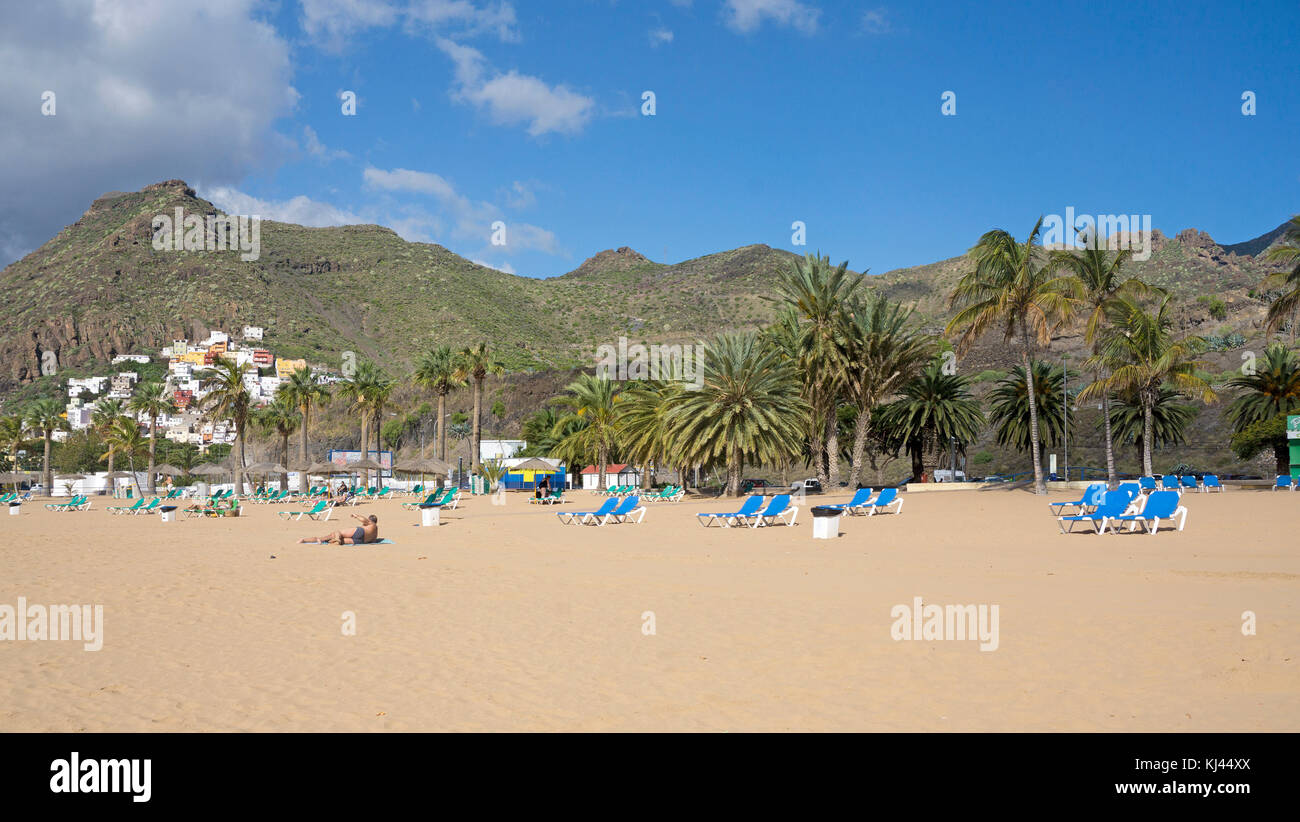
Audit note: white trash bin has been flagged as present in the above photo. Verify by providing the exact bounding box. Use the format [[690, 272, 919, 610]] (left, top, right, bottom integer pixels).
[[810, 506, 841, 539], [420, 505, 441, 527], [8, 502, 20, 516], [159, 506, 177, 523]]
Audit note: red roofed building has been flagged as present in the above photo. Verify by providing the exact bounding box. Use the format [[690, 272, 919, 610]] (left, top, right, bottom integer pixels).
[[579, 463, 641, 491]]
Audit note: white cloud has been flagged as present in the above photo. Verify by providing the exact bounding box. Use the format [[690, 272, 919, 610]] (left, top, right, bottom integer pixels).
[[472, 258, 516, 274], [300, 0, 519, 48], [0, 0, 297, 266], [299, 0, 401, 46], [860, 7, 891, 34], [722, 0, 820, 34], [504, 180, 536, 209], [303, 125, 351, 161], [649, 27, 674, 46], [200, 186, 368, 227], [363, 166, 561, 255], [435, 38, 595, 136]]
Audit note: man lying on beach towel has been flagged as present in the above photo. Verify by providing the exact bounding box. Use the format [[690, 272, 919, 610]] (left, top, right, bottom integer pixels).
[[299, 513, 379, 545]]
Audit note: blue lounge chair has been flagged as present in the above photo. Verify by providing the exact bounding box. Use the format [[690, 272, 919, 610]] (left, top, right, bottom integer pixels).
[[1047, 483, 1105, 515], [1179, 475, 1199, 492], [557, 497, 618, 525], [1202, 474, 1223, 492], [1057, 490, 1133, 534], [745, 494, 797, 528], [697, 495, 764, 528], [824, 487, 874, 516], [1160, 474, 1181, 492], [1273, 475, 1295, 491], [1138, 476, 1158, 494], [864, 487, 903, 516], [1112, 490, 1187, 535], [595, 494, 645, 525]]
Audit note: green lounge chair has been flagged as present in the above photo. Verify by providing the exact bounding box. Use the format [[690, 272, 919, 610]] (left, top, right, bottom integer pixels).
[[108, 498, 146, 515], [278, 499, 334, 521]]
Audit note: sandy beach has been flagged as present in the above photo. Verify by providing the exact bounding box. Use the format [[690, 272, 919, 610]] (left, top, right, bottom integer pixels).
[[1, 487, 1296, 732]]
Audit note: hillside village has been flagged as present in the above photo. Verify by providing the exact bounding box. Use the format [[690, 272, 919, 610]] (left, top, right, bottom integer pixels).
[[57, 325, 338, 450]]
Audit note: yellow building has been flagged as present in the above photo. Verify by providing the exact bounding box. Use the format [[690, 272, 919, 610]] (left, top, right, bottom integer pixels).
[[179, 351, 208, 366], [275, 358, 307, 379]]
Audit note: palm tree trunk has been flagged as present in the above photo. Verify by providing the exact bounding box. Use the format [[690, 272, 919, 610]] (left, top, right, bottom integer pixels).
[[147, 413, 158, 494], [910, 444, 923, 483], [106, 452, 116, 497], [360, 415, 370, 489], [1022, 343, 1046, 495], [281, 432, 290, 491], [1101, 389, 1117, 488], [436, 392, 447, 461], [471, 378, 483, 472], [43, 432, 52, 496], [825, 403, 840, 489], [597, 444, 608, 492], [1142, 397, 1155, 477], [299, 403, 311, 490], [728, 445, 743, 497], [848, 407, 870, 488], [235, 428, 246, 497], [813, 403, 830, 490]]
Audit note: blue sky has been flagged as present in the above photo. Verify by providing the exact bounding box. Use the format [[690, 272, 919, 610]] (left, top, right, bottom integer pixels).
[[3, 0, 1297, 275]]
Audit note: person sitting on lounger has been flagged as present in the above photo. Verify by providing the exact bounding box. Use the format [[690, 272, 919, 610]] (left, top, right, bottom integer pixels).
[[299, 513, 379, 545], [534, 474, 550, 500]]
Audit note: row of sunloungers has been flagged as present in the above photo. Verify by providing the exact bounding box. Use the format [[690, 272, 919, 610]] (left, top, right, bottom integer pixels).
[[695, 487, 904, 528], [1052, 482, 1188, 535], [1273, 475, 1300, 491], [0, 491, 32, 504], [593, 484, 684, 501], [556, 495, 646, 525], [399, 487, 462, 511]]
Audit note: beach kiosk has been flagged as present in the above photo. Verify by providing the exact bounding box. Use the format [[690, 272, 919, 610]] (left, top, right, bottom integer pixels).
[[1289, 415, 1300, 480]]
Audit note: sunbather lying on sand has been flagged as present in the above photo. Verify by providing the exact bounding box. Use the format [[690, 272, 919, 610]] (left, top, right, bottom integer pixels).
[[299, 513, 378, 545]]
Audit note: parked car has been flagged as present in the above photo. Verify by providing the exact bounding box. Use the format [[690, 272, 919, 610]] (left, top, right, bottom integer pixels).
[[741, 478, 773, 493], [792, 478, 822, 495]]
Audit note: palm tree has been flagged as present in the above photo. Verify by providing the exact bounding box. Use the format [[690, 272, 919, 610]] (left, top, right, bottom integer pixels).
[[663, 332, 809, 496], [988, 362, 1073, 457], [551, 374, 623, 492], [1262, 215, 1300, 339], [1108, 388, 1197, 468], [198, 359, 254, 495], [521, 407, 565, 456], [947, 219, 1078, 494], [127, 381, 176, 494], [1051, 241, 1149, 486], [454, 343, 506, 473], [876, 364, 985, 482], [1080, 293, 1216, 476], [0, 414, 26, 491], [258, 392, 301, 491], [769, 253, 860, 490], [281, 366, 331, 486], [412, 345, 465, 460], [90, 399, 126, 478], [23, 399, 68, 495], [101, 416, 148, 497], [338, 361, 393, 488], [1224, 342, 1300, 473], [841, 294, 936, 487], [618, 381, 685, 488]]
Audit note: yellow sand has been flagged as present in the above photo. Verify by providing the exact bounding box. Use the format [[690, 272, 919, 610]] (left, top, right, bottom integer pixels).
[[1, 488, 1296, 731]]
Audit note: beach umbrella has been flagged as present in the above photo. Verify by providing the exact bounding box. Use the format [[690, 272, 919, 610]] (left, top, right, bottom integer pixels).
[[154, 464, 185, 476], [245, 462, 288, 474], [190, 463, 228, 476], [349, 457, 385, 489], [512, 457, 556, 472]]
